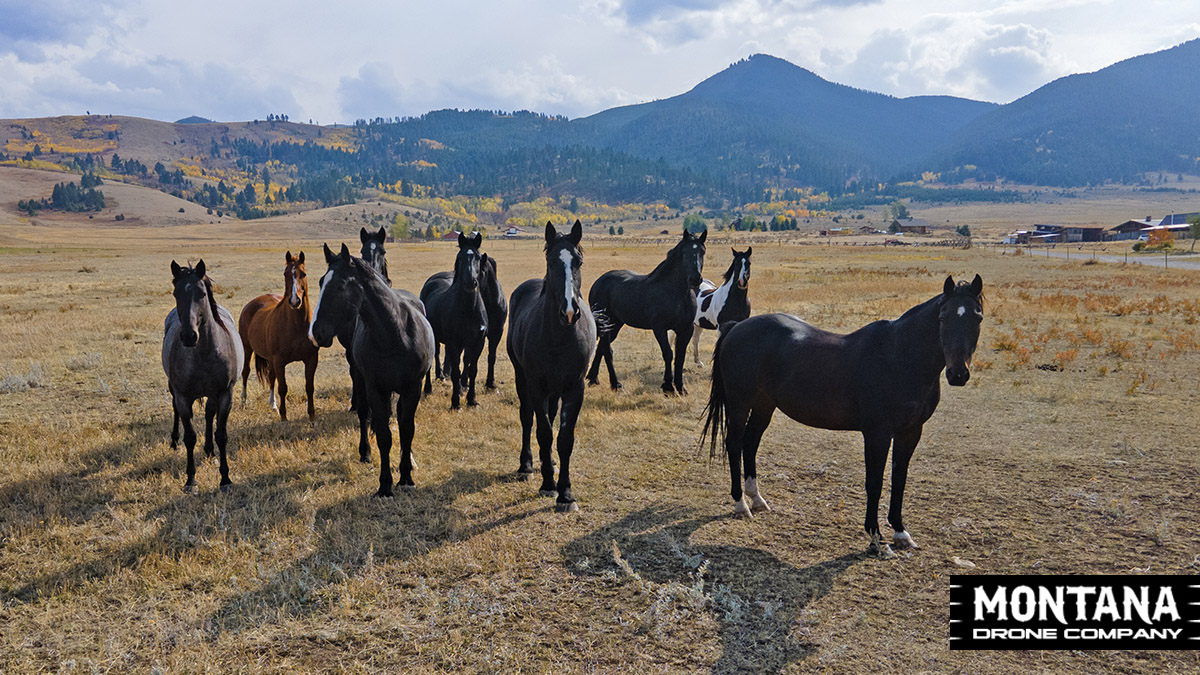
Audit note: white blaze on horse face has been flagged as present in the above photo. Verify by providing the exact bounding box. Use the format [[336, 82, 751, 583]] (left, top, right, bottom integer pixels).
[[957, 305, 966, 317], [559, 248, 575, 319], [308, 269, 333, 345], [290, 268, 302, 306]]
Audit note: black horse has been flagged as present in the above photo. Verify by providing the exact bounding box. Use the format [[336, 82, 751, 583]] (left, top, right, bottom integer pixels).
[[507, 220, 596, 512], [702, 275, 984, 551], [587, 228, 706, 394], [309, 243, 435, 496], [421, 231, 489, 409], [162, 260, 244, 493], [479, 252, 508, 390], [339, 226, 390, 412]]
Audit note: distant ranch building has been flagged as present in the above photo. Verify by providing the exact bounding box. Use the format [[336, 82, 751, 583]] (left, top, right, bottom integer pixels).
[[889, 218, 929, 234], [1109, 218, 1156, 241]]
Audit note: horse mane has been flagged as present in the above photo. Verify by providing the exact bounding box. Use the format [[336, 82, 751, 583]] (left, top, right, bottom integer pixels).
[[647, 238, 684, 278], [201, 275, 227, 330], [543, 237, 584, 259], [957, 279, 985, 311], [721, 256, 739, 284]]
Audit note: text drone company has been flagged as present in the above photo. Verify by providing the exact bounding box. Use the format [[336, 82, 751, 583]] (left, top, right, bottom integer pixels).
[[950, 575, 1199, 650]]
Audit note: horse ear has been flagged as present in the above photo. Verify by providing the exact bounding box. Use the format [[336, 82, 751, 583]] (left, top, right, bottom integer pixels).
[[682, 226, 691, 239], [698, 229, 707, 244], [458, 231, 468, 248], [324, 242, 336, 264], [195, 259, 206, 278], [339, 242, 350, 259], [297, 251, 305, 265], [545, 221, 557, 244], [375, 226, 387, 242], [171, 260, 182, 279], [473, 232, 483, 248], [569, 219, 582, 246], [360, 227, 369, 243], [746, 246, 752, 256], [286, 251, 294, 264], [969, 274, 983, 297], [943, 275, 955, 296]]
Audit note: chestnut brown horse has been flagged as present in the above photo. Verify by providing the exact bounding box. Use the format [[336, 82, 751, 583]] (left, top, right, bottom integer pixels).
[[239, 251, 320, 421]]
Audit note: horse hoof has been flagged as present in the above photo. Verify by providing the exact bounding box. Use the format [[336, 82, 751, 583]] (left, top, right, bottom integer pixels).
[[538, 489, 557, 498], [611, 382, 622, 391], [467, 400, 478, 407], [399, 484, 416, 492], [586, 377, 599, 387], [219, 482, 232, 494], [893, 531, 919, 550], [555, 501, 579, 513], [182, 483, 198, 495], [733, 500, 753, 518], [516, 469, 534, 481], [677, 386, 688, 396], [374, 489, 394, 499], [750, 496, 771, 513], [359, 455, 370, 464]]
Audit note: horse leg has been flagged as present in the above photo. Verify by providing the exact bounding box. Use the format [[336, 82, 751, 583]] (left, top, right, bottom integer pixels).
[[485, 334, 499, 390], [672, 326, 693, 395], [240, 342, 252, 406], [692, 327, 703, 366], [355, 374, 372, 463], [602, 325, 623, 390], [395, 382, 421, 489], [423, 368, 433, 396], [345, 347, 358, 412], [169, 386, 180, 449], [535, 398, 556, 498], [743, 406, 776, 513], [514, 365, 535, 477], [586, 335, 605, 386], [447, 345, 464, 410], [434, 342, 444, 380], [203, 395, 217, 458], [175, 394, 198, 493], [465, 342, 483, 407], [369, 389, 394, 497], [214, 389, 233, 492], [265, 363, 278, 411], [861, 429, 894, 549], [653, 328, 675, 395], [304, 357, 317, 421], [275, 362, 289, 421], [888, 425, 923, 550], [725, 403, 751, 517], [553, 381, 584, 512]]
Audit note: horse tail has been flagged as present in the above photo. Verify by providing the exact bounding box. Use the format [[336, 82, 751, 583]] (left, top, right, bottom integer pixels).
[[700, 322, 733, 460], [253, 354, 271, 384]]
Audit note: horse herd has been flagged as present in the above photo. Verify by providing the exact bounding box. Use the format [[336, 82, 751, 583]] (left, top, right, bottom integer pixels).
[[163, 222, 984, 547]]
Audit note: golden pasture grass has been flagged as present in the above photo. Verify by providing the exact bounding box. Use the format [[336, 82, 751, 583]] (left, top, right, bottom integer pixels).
[[1, 231, 1199, 673]]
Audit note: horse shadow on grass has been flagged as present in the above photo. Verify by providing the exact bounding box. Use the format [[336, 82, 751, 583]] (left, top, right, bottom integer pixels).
[[206, 468, 540, 637], [562, 505, 868, 674], [0, 407, 373, 603]]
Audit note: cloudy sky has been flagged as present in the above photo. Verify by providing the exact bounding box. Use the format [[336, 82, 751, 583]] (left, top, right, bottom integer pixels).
[[1, 0, 1196, 124]]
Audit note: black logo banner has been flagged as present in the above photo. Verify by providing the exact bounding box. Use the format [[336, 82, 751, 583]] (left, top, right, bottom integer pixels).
[[950, 575, 1200, 650]]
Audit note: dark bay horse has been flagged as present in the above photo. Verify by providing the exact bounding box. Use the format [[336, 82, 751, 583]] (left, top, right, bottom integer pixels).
[[309, 243, 435, 496], [479, 252, 507, 390], [421, 232, 488, 409], [508, 220, 596, 512], [340, 226, 391, 412], [587, 228, 706, 394], [163, 260, 244, 493], [692, 247, 752, 365], [239, 251, 319, 421], [701, 275, 984, 551]]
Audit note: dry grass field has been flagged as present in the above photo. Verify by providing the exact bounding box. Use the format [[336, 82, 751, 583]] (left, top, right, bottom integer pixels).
[[2, 199, 1200, 673]]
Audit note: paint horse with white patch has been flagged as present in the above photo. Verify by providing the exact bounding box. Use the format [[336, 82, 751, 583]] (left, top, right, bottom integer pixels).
[[508, 220, 596, 511], [701, 275, 984, 552], [163, 260, 244, 493], [587, 227, 706, 395], [421, 231, 489, 410], [239, 251, 321, 421], [692, 247, 752, 365], [309, 243, 435, 495]]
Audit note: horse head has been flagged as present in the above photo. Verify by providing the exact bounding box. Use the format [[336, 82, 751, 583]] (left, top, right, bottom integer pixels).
[[938, 274, 984, 386], [171, 259, 209, 347], [455, 231, 483, 292], [679, 227, 707, 289], [309, 243, 361, 348], [728, 246, 752, 290], [284, 251, 308, 309], [360, 226, 390, 284], [545, 220, 584, 326]]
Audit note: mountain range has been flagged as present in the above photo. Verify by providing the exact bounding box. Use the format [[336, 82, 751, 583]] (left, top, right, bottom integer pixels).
[[4, 39, 1199, 206]]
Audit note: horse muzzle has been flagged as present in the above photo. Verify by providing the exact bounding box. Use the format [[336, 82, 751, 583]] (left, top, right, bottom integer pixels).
[[945, 365, 970, 387], [562, 308, 579, 326], [181, 330, 199, 347], [289, 296, 303, 309]]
